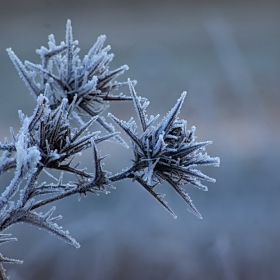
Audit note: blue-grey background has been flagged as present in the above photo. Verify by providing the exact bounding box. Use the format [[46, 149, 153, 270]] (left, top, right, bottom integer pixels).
[[0, 1, 279, 279]]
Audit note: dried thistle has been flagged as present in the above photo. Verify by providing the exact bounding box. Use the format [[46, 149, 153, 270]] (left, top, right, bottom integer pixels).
[[0, 20, 220, 279], [109, 80, 220, 219], [7, 19, 134, 145]]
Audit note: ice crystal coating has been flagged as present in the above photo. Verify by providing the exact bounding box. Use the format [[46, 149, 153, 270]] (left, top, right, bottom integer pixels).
[[0, 20, 220, 279], [110, 80, 220, 218], [7, 19, 135, 146]]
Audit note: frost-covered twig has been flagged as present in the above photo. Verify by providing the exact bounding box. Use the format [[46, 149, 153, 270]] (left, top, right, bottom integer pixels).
[[0, 20, 219, 279]]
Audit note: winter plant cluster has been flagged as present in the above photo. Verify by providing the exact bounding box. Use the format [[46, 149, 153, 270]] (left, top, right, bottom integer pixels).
[[0, 20, 219, 278]]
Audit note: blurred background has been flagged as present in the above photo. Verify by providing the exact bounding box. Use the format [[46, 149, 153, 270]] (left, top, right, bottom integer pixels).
[[0, 0, 279, 279]]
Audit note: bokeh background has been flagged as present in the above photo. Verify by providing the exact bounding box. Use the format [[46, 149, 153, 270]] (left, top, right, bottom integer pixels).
[[0, 0, 279, 279]]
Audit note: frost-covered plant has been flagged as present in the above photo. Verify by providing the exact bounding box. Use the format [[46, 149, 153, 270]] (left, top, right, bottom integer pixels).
[[0, 20, 219, 279]]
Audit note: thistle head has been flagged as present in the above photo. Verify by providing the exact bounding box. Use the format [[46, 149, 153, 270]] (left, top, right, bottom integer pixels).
[[17, 89, 116, 178], [110, 80, 220, 218], [7, 20, 135, 126]]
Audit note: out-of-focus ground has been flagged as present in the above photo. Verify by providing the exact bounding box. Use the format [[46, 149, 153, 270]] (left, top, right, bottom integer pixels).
[[0, 1, 279, 279]]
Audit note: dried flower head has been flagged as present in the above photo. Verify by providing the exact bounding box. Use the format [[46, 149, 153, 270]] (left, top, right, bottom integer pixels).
[[0, 20, 220, 279], [7, 20, 135, 145], [17, 87, 116, 178], [110, 80, 220, 218]]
